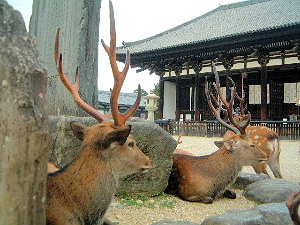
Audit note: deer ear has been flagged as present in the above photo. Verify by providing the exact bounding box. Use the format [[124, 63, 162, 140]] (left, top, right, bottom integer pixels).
[[223, 139, 238, 152], [70, 122, 86, 141], [214, 141, 224, 148], [101, 125, 131, 149]]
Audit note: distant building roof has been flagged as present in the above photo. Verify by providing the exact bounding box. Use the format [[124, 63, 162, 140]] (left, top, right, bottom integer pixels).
[[117, 0, 300, 55], [98, 90, 146, 107]]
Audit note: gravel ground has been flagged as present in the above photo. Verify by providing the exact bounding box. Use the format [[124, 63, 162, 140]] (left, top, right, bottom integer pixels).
[[106, 136, 300, 224]]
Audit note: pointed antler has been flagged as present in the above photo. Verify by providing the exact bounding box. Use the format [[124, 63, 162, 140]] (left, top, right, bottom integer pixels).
[[234, 72, 247, 115], [54, 28, 111, 123], [205, 62, 250, 135], [101, 0, 141, 127]]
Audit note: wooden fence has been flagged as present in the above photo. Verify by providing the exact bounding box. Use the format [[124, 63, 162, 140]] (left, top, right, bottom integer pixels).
[[155, 120, 300, 140]]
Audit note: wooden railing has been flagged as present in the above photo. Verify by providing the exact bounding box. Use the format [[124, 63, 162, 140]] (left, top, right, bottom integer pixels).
[[155, 120, 300, 140]]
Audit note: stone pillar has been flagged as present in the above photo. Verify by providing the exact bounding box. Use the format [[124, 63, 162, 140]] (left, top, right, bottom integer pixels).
[[29, 0, 101, 117], [0, 2, 49, 224]]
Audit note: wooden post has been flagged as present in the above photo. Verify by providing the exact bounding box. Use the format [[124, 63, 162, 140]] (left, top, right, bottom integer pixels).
[[195, 76, 201, 121], [176, 77, 180, 121], [258, 56, 269, 120], [159, 76, 164, 119]]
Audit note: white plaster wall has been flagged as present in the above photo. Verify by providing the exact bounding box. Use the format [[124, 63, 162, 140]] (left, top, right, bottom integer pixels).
[[163, 81, 176, 120]]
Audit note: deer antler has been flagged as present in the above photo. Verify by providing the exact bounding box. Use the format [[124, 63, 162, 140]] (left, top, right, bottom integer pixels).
[[101, 0, 141, 127], [54, 28, 111, 123], [205, 62, 250, 135], [234, 72, 247, 115]]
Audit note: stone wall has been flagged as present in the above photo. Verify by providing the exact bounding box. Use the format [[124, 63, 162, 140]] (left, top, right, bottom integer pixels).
[[29, 0, 101, 117]]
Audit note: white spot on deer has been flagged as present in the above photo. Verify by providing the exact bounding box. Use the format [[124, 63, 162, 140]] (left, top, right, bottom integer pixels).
[[254, 135, 261, 140]]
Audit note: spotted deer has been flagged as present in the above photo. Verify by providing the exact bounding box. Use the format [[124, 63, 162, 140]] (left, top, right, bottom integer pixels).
[[223, 73, 282, 178], [46, 2, 152, 225], [165, 64, 268, 204]]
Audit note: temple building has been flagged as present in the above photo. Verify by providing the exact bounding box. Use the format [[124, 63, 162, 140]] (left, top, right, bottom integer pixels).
[[116, 0, 300, 121]]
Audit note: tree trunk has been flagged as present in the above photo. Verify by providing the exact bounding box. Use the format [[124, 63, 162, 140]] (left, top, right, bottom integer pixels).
[[0, 2, 49, 224]]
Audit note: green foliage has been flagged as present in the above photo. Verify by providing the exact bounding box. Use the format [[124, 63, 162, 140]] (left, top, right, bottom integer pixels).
[[133, 88, 148, 96]]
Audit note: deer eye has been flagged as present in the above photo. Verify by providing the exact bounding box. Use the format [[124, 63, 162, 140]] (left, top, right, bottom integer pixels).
[[128, 141, 135, 148], [250, 144, 255, 148]]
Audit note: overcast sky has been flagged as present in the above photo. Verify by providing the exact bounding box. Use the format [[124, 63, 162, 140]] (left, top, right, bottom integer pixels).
[[7, 0, 242, 93]]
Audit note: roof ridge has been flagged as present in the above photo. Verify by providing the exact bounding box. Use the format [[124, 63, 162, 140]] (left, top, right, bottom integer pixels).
[[118, 0, 271, 50]]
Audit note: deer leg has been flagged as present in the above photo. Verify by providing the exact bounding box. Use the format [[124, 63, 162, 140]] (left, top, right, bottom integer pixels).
[[267, 154, 283, 178], [223, 189, 236, 199], [252, 162, 270, 177], [184, 195, 214, 204]]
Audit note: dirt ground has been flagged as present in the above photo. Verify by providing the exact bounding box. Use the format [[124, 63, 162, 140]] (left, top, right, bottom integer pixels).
[[106, 136, 300, 224]]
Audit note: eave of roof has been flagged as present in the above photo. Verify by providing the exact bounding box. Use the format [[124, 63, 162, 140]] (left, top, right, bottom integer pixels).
[[116, 0, 300, 56]]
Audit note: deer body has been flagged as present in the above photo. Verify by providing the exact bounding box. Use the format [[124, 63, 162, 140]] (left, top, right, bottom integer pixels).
[[224, 116, 282, 178], [166, 135, 268, 203]]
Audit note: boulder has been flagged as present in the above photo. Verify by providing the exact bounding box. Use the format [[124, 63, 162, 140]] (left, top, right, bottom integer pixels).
[[244, 179, 300, 204], [49, 117, 177, 196], [117, 121, 177, 196], [201, 202, 294, 225], [233, 172, 270, 190]]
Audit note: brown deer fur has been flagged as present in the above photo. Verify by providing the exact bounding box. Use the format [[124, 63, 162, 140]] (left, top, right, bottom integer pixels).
[[224, 115, 282, 178], [46, 122, 152, 225], [166, 134, 268, 204]]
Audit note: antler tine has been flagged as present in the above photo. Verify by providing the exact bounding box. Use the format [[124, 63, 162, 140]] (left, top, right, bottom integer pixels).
[[55, 28, 110, 123], [101, 0, 141, 127], [234, 72, 247, 115], [205, 78, 240, 134], [209, 63, 249, 135]]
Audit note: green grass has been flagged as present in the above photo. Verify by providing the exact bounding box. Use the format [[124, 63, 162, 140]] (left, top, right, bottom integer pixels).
[[120, 193, 176, 208]]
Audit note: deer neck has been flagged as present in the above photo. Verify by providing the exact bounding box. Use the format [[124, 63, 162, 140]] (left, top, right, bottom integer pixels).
[[207, 148, 243, 180], [47, 146, 119, 215]]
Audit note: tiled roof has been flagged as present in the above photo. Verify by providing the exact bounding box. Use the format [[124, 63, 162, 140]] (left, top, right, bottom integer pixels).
[[98, 90, 146, 107], [117, 0, 300, 55]]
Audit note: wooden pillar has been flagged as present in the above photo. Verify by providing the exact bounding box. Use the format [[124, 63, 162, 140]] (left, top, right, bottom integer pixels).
[[195, 75, 201, 121], [158, 76, 164, 119], [175, 77, 180, 121], [258, 56, 269, 120]]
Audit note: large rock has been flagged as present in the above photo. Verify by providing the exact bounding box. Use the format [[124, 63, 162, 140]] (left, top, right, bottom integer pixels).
[[201, 202, 294, 225], [244, 179, 300, 204], [49, 117, 177, 196], [233, 172, 270, 190], [117, 121, 177, 196], [0, 1, 49, 224]]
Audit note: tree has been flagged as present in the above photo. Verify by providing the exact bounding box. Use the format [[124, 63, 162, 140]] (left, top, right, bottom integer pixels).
[[133, 88, 148, 96]]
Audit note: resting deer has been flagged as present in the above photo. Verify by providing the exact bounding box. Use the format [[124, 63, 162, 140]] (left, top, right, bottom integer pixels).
[[46, 2, 152, 225], [165, 64, 268, 204], [222, 73, 282, 178]]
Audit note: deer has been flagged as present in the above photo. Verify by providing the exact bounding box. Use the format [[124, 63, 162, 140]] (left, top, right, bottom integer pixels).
[[164, 64, 268, 204], [46, 2, 152, 225], [222, 72, 282, 178]]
